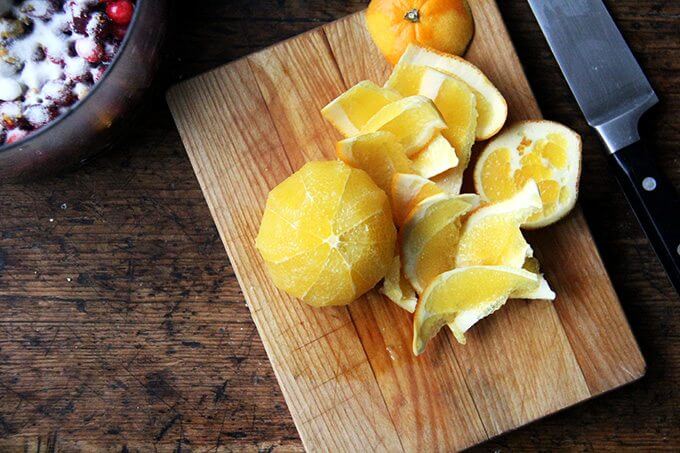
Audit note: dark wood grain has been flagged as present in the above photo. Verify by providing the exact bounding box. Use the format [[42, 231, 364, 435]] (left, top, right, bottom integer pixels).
[[0, 0, 678, 451]]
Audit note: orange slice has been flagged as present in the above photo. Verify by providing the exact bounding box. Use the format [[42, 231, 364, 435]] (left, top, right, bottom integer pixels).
[[514, 257, 556, 300], [400, 193, 479, 293], [456, 181, 542, 268], [380, 255, 418, 313], [396, 44, 507, 140], [455, 182, 555, 300], [336, 131, 414, 194], [431, 167, 464, 195], [474, 120, 582, 228], [410, 134, 459, 178], [321, 81, 401, 137], [385, 63, 477, 171], [391, 173, 446, 226], [361, 95, 447, 156], [413, 266, 539, 353]]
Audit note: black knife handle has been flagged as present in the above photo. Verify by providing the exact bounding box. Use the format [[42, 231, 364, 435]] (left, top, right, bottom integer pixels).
[[609, 141, 680, 294]]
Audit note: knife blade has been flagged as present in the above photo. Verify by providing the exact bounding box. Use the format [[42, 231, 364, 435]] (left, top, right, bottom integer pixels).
[[527, 0, 656, 152], [528, 0, 680, 294]]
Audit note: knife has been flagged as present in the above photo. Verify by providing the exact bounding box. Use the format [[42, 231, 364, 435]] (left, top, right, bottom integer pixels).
[[528, 0, 680, 294]]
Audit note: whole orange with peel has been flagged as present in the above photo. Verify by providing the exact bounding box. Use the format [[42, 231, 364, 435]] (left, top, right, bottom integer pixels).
[[366, 0, 474, 65]]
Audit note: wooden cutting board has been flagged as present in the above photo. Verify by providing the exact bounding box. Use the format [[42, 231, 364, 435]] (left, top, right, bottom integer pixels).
[[166, 2, 645, 450]]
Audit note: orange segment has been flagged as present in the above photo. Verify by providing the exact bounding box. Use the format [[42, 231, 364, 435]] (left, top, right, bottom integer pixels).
[[400, 194, 479, 293], [336, 131, 414, 194], [391, 173, 446, 226], [266, 245, 332, 300], [303, 249, 359, 307], [541, 134, 569, 168], [321, 81, 401, 137], [333, 168, 388, 234], [413, 266, 539, 353], [396, 44, 507, 140], [256, 208, 321, 264], [361, 95, 447, 156]]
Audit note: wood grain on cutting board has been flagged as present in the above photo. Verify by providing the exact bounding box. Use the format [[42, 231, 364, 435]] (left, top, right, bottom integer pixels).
[[166, 1, 645, 450]]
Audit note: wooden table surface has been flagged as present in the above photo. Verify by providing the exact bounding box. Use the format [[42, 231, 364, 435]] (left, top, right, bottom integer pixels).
[[0, 1, 678, 451]]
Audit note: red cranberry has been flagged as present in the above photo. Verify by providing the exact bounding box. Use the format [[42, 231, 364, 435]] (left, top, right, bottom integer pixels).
[[19, 1, 56, 20], [112, 24, 128, 40], [41, 80, 76, 107], [67, 2, 89, 34], [86, 12, 110, 40], [67, 0, 102, 33], [0, 101, 23, 128], [24, 104, 58, 128], [65, 57, 90, 82], [106, 1, 134, 25], [102, 41, 120, 62], [75, 38, 103, 63], [5, 128, 29, 144], [45, 48, 65, 66], [91, 65, 106, 83]]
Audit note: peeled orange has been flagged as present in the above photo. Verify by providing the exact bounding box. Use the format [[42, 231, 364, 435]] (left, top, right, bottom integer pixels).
[[256, 161, 396, 307]]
